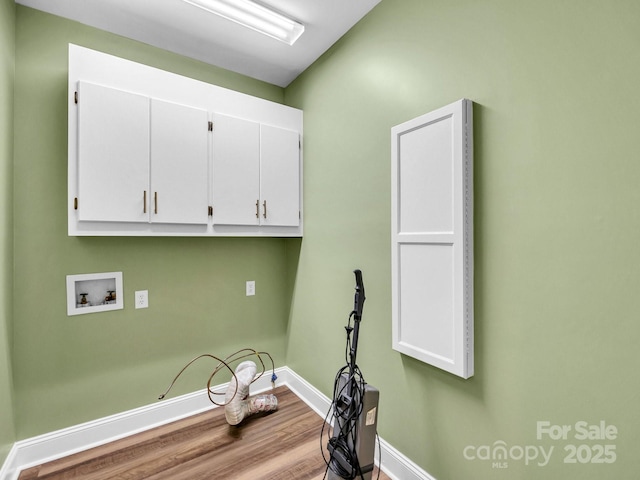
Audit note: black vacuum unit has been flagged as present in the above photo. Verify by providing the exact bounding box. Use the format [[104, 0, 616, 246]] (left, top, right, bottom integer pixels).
[[323, 270, 380, 480]]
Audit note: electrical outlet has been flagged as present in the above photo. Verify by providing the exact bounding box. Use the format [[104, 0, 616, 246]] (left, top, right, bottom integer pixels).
[[135, 290, 149, 309], [246, 281, 255, 296]]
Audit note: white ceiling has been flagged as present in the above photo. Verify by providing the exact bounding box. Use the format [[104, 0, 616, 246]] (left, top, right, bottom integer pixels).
[[16, 0, 381, 87]]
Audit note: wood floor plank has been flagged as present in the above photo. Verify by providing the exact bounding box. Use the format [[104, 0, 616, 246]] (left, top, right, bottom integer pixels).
[[19, 386, 390, 480]]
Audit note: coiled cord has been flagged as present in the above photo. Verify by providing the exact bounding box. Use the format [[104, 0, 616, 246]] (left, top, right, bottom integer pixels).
[[158, 348, 277, 407]]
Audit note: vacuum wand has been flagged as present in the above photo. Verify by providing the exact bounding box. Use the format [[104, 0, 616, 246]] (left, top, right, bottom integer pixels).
[[349, 269, 366, 380], [353, 269, 366, 321]]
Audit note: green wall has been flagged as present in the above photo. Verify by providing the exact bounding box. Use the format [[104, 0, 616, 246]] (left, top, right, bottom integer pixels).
[[12, 6, 291, 438], [0, 0, 16, 465], [285, 0, 640, 478]]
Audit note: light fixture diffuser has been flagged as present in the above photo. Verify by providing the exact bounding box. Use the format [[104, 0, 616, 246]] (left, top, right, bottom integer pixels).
[[183, 0, 305, 45]]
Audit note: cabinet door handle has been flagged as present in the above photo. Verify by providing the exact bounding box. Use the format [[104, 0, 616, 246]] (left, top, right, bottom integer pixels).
[[143, 191, 147, 214], [256, 200, 259, 218], [154, 192, 158, 214], [263, 200, 267, 219]]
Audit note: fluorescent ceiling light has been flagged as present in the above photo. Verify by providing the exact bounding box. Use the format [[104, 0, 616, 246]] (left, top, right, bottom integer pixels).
[[183, 0, 305, 46]]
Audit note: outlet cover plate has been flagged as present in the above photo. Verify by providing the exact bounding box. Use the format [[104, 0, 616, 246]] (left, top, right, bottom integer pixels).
[[135, 290, 149, 309]]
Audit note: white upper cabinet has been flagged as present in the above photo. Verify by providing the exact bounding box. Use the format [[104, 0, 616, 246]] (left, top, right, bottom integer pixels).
[[68, 45, 303, 237], [211, 115, 301, 228], [150, 99, 209, 225], [77, 82, 150, 223], [76, 84, 210, 226]]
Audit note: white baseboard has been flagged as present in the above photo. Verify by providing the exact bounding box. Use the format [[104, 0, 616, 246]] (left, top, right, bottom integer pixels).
[[0, 367, 434, 480], [0, 447, 17, 480]]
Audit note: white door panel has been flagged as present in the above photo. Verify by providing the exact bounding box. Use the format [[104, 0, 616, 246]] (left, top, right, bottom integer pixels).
[[77, 81, 149, 223], [212, 113, 260, 226], [151, 99, 209, 225], [260, 125, 300, 227]]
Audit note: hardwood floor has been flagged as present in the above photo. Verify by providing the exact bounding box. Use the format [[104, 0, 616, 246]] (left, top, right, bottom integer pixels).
[[19, 386, 390, 480]]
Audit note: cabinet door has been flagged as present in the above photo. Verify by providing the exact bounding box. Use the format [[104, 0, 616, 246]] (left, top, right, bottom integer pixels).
[[77, 81, 150, 222], [260, 125, 300, 227], [212, 113, 260, 225], [391, 99, 474, 379], [150, 99, 209, 225]]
